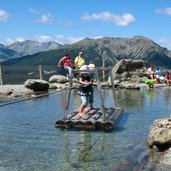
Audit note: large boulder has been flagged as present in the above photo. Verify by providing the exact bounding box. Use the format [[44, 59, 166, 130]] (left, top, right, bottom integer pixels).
[[147, 118, 171, 150], [112, 59, 145, 75], [49, 75, 68, 84], [24, 79, 49, 91], [108, 59, 146, 85], [0, 85, 33, 98]]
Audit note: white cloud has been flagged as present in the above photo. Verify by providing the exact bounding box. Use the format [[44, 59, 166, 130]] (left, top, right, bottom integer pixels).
[[114, 13, 135, 26], [5, 37, 26, 45], [155, 7, 171, 16], [154, 8, 162, 14], [0, 9, 9, 22], [81, 11, 135, 26], [159, 38, 171, 50], [15, 37, 26, 42], [29, 8, 39, 14], [32, 10, 71, 26], [56, 20, 72, 27], [3, 35, 85, 45], [93, 35, 103, 39], [35, 35, 52, 42], [4, 38, 14, 45], [55, 35, 84, 44], [163, 7, 171, 16], [34, 34, 84, 44], [37, 13, 53, 24]]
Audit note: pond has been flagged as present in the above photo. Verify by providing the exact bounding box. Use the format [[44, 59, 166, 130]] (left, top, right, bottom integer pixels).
[[0, 87, 171, 171]]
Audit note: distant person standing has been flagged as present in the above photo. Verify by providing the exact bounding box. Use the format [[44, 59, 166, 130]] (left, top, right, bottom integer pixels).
[[58, 53, 72, 78], [74, 51, 85, 70], [147, 64, 155, 79], [155, 67, 165, 83], [155, 67, 161, 78]]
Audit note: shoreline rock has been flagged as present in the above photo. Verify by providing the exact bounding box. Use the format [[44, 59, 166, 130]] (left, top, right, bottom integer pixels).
[[0, 84, 33, 99], [0, 82, 168, 100], [147, 118, 171, 169]]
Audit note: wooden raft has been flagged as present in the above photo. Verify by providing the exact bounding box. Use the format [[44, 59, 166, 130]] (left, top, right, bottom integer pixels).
[[55, 107, 124, 131]]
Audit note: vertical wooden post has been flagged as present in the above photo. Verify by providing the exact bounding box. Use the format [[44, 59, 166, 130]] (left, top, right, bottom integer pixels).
[[0, 65, 3, 85], [95, 70, 106, 122], [102, 58, 105, 82], [110, 70, 117, 107], [39, 65, 43, 80], [64, 71, 73, 120]]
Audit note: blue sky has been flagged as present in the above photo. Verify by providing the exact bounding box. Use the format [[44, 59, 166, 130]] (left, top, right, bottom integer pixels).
[[0, 0, 171, 50]]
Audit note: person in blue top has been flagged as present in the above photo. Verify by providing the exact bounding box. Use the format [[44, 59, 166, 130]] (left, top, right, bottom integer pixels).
[[155, 67, 161, 77], [155, 67, 165, 83]]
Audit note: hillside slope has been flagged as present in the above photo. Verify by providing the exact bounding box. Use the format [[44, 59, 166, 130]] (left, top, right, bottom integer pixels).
[[1, 36, 171, 69]]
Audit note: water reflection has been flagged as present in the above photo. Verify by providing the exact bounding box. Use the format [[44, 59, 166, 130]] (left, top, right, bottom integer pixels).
[[77, 132, 92, 163], [163, 87, 171, 106], [60, 92, 68, 109], [72, 90, 81, 109]]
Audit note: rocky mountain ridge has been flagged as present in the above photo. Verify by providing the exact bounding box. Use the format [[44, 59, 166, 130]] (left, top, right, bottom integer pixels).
[[0, 40, 61, 61], [1, 36, 171, 69]]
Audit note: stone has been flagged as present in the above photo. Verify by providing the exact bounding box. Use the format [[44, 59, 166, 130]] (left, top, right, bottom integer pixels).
[[24, 79, 49, 91], [49, 75, 68, 84], [147, 118, 171, 150], [108, 59, 146, 86]]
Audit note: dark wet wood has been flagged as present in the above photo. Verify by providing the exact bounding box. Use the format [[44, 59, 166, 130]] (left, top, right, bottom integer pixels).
[[74, 108, 100, 124], [55, 111, 78, 128], [55, 107, 123, 131], [95, 107, 115, 130], [65, 108, 92, 128], [103, 108, 124, 131]]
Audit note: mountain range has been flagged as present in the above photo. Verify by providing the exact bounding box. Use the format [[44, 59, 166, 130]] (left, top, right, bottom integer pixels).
[[0, 40, 61, 62], [1, 36, 171, 69]]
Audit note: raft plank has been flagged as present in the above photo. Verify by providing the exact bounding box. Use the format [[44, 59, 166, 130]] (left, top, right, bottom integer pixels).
[[84, 108, 106, 126], [74, 108, 100, 130], [55, 111, 78, 128], [66, 107, 92, 128], [95, 107, 115, 130], [55, 107, 124, 131], [103, 108, 124, 131]]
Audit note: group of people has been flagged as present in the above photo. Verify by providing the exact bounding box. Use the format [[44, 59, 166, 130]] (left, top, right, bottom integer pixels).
[[58, 51, 85, 78], [146, 64, 171, 89], [58, 51, 97, 117]]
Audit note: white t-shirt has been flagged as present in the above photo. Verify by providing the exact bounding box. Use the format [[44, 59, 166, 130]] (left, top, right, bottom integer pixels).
[[147, 67, 154, 75]]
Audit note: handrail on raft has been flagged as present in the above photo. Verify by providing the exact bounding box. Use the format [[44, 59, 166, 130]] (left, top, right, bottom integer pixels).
[[63, 67, 117, 122]]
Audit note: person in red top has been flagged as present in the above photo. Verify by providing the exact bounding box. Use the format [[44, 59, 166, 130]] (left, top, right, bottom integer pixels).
[[58, 53, 72, 78]]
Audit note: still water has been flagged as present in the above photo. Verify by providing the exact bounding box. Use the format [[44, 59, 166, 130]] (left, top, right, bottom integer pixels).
[[0, 87, 171, 171]]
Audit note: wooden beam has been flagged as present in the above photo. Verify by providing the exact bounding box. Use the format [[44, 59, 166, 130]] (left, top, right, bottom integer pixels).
[[0, 65, 3, 85]]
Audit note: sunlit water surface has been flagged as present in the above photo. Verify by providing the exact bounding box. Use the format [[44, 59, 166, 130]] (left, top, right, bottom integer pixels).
[[0, 87, 171, 171]]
